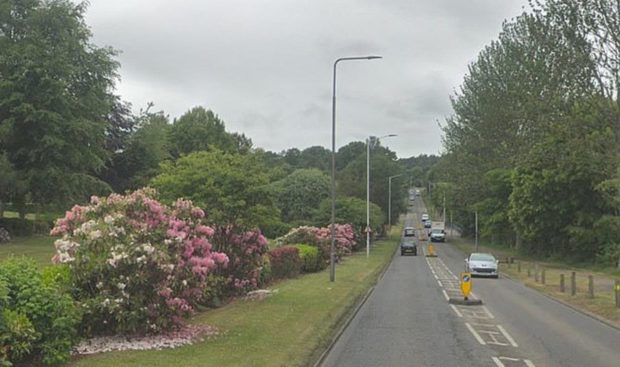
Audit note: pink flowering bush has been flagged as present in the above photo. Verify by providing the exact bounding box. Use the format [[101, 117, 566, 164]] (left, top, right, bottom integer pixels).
[[274, 224, 358, 262], [50, 188, 229, 336], [210, 226, 269, 296]]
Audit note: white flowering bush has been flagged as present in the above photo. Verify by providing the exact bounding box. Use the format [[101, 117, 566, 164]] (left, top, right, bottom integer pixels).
[[50, 188, 229, 336]]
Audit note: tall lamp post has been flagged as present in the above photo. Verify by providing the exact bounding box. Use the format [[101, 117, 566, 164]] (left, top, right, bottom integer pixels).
[[330, 55, 382, 282], [388, 174, 404, 228], [366, 134, 397, 257]]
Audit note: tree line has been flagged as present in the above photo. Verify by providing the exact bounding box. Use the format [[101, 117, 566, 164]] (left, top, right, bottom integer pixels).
[[435, 0, 620, 268], [0, 0, 425, 238]]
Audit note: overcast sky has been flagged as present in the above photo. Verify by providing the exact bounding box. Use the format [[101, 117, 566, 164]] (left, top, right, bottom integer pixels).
[[83, 0, 528, 158]]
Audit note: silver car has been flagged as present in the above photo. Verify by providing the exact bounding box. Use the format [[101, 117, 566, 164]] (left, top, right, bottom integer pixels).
[[465, 253, 499, 278]]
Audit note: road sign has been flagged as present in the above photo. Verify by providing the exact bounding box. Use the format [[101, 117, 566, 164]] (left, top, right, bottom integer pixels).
[[460, 272, 472, 300]]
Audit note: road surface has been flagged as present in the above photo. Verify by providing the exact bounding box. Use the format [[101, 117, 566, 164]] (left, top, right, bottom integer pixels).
[[320, 196, 620, 367]]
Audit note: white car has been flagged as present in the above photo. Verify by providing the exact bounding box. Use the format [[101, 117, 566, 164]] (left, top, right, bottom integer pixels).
[[465, 253, 499, 278], [421, 213, 429, 222]]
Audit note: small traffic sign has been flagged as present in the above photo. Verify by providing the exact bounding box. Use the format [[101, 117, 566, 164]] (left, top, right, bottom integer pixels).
[[460, 272, 472, 300]]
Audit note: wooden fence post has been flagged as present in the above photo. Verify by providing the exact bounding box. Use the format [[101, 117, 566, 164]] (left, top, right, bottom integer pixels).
[[534, 263, 539, 282], [571, 272, 576, 296], [588, 275, 594, 299], [541, 268, 546, 285], [560, 274, 565, 293], [615, 280, 620, 308], [517, 261, 521, 273]]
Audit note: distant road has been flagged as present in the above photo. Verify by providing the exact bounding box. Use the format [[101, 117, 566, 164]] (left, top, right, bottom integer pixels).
[[320, 197, 620, 367]]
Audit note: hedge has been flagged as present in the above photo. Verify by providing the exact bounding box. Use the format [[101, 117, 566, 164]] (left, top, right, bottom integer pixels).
[[0, 218, 51, 237], [268, 246, 302, 279], [293, 244, 324, 273]]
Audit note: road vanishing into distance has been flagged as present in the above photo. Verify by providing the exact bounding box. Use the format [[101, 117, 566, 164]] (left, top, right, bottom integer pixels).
[[320, 196, 620, 367]]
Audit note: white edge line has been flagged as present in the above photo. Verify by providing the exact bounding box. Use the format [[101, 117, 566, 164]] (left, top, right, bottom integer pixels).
[[491, 357, 505, 367], [497, 325, 518, 347], [465, 322, 486, 345], [524, 360, 536, 367], [449, 304, 463, 317], [442, 289, 450, 301], [437, 280, 442, 286], [481, 305, 495, 319]]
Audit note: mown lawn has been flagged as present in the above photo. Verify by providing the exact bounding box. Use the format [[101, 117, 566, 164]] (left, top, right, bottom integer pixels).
[[70, 231, 400, 367], [0, 235, 55, 267], [452, 237, 620, 327]]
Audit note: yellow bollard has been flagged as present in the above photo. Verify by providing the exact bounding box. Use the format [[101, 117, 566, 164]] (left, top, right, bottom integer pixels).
[[426, 243, 437, 257]]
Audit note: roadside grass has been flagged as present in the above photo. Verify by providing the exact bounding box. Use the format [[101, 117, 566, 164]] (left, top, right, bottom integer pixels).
[[69, 229, 400, 367], [0, 235, 55, 267], [452, 237, 620, 327]]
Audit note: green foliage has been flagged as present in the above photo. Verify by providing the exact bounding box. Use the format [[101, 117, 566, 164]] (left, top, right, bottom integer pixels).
[[313, 197, 384, 235], [169, 107, 251, 157], [102, 110, 171, 192], [293, 244, 323, 273], [508, 100, 618, 258], [0, 218, 50, 236], [151, 150, 280, 230], [0, 257, 80, 366], [271, 169, 330, 224], [0, 0, 119, 207]]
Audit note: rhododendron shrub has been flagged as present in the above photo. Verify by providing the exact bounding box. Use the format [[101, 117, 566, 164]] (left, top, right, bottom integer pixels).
[[210, 226, 269, 295], [274, 224, 358, 262], [50, 188, 228, 335], [267, 246, 302, 279]]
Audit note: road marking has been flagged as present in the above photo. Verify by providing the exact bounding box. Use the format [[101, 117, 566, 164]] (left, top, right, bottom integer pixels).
[[437, 280, 443, 287], [497, 325, 519, 347], [449, 304, 463, 317], [442, 289, 450, 301], [465, 322, 486, 345], [481, 305, 495, 319], [492, 357, 536, 367]]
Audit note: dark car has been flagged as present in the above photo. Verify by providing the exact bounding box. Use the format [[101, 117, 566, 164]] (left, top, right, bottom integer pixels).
[[401, 238, 417, 256], [403, 227, 416, 237]]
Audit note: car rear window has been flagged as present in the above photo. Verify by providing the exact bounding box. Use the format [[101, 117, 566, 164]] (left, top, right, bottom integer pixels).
[[470, 254, 495, 261]]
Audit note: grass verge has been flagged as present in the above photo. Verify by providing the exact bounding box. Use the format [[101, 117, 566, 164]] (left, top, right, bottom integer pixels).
[[69, 229, 400, 367], [0, 235, 55, 267], [452, 237, 620, 328]]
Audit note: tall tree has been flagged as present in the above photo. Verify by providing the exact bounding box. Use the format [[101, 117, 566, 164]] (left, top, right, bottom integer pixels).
[[0, 0, 119, 208], [169, 107, 246, 157], [151, 150, 280, 230], [271, 168, 330, 224]]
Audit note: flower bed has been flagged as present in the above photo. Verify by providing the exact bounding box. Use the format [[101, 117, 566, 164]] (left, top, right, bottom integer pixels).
[[51, 188, 229, 336]]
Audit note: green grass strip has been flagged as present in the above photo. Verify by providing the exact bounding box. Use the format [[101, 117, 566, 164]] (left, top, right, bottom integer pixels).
[[70, 233, 399, 367]]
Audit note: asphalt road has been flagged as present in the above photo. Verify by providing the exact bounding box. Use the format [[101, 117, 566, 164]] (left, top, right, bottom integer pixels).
[[320, 196, 620, 367]]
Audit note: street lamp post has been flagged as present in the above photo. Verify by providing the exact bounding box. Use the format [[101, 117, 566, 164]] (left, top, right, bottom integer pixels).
[[388, 174, 404, 228], [330, 55, 382, 282], [366, 134, 396, 257]]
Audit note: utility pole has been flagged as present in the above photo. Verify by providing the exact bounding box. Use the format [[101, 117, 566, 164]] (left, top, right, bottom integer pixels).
[[475, 210, 479, 252], [443, 193, 446, 222]]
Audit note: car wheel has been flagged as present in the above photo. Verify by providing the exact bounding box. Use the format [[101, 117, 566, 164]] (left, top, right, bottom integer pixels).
[[401, 251, 404, 256]]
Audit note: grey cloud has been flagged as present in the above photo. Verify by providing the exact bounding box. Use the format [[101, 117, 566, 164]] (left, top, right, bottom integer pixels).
[[83, 0, 528, 158]]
